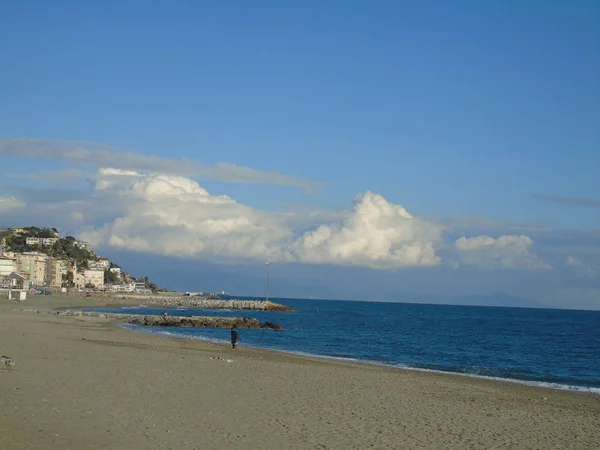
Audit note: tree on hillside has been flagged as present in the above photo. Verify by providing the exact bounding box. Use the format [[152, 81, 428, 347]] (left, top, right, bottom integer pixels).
[[62, 271, 74, 287], [37, 228, 55, 238], [104, 269, 118, 284]]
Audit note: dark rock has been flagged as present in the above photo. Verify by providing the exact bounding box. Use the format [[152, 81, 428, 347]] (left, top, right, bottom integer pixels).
[[261, 321, 285, 330]]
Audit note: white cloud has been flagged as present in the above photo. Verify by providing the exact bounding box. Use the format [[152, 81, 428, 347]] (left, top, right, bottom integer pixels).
[[79, 171, 295, 261], [69, 174, 443, 268], [0, 196, 24, 213], [0, 138, 322, 192], [455, 235, 550, 270], [0, 167, 561, 274], [566, 256, 596, 277], [292, 191, 443, 268]]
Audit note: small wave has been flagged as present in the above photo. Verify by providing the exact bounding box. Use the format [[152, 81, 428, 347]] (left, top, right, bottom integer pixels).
[[116, 324, 599, 396], [391, 365, 600, 396], [120, 324, 230, 345]]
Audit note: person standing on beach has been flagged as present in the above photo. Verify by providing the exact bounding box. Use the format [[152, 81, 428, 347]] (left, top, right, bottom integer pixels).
[[230, 325, 238, 349]]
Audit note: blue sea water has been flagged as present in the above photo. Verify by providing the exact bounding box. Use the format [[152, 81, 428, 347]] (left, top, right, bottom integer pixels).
[[89, 298, 600, 395]]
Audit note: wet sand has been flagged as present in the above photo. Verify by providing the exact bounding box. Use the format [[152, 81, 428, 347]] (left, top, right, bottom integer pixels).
[[1, 294, 599, 449]]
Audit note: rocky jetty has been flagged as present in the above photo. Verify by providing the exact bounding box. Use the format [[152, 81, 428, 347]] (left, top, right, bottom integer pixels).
[[55, 310, 285, 330], [105, 295, 296, 312]]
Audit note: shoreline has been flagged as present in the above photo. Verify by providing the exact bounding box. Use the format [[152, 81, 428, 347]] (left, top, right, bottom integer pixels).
[[2, 294, 599, 449], [20, 296, 600, 396], [95, 302, 600, 397], [121, 320, 600, 397]]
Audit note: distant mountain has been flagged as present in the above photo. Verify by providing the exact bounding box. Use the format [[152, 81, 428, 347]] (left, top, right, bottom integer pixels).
[[447, 292, 543, 309], [378, 290, 544, 309]]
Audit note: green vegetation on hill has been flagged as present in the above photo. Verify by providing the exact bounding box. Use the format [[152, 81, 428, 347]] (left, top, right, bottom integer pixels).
[[104, 269, 119, 284], [4, 229, 97, 269], [2, 226, 165, 293], [48, 237, 98, 269]]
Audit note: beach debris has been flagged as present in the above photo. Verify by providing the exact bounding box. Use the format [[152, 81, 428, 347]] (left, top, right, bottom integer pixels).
[[1, 355, 15, 367], [210, 356, 234, 363]]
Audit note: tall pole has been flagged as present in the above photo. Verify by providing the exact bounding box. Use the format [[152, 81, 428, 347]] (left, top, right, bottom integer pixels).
[[265, 261, 272, 302]]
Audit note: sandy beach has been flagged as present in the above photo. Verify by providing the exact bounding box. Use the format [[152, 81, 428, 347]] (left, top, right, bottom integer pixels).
[[1, 294, 598, 450]]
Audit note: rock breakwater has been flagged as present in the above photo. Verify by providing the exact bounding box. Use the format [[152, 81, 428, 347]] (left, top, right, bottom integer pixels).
[[105, 295, 296, 312], [55, 310, 285, 330]]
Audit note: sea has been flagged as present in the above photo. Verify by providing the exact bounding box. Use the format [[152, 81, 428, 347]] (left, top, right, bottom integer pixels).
[[88, 298, 600, 395]]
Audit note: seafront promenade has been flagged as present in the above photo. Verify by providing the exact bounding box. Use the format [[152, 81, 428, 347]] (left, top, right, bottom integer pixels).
[[1, 294, 599, 449]]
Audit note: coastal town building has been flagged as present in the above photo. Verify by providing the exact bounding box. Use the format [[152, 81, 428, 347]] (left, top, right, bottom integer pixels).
[[83, 269, 104, 289], [16, 252, 48, 286], [45, 258, 65, 287], [87, 261, 104, 271], [108, 282, 135, 292], [74, 240, 90, 250], [2, 230, 158, 292], [0, 272, 30, 290], [0, 257, 16, 277], [88, 258, 110, 271], [25, 237, 59, 247], [74, 270, 86, 289]]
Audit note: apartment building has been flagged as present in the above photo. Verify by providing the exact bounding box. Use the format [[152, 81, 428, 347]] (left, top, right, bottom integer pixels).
[[0, 256, 16, 277], [16, 252, 48, 286], [84, 269, 104, 288], [45, 258, 65, 287]]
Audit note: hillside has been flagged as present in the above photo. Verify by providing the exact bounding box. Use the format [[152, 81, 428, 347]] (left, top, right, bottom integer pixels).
[[1, 227, 97, 269], [1, 227, 163, 292]]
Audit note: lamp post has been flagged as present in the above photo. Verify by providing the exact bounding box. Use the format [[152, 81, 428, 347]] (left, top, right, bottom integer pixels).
[[265, 261, 272, 302]]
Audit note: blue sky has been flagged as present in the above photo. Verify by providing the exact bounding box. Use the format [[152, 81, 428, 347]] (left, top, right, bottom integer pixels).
[[1, 1, 599, 308]]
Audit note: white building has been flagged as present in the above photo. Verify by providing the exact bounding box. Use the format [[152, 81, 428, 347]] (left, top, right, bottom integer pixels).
[[109, 282, 135, 292], [87, 260, 105, 271], [109, 267, 121, 275], [74, 271, 85, 289], [0, 257, 16, 277], [83, 269, 104, 289], [75, 240, 90, 250], [25, 237, 59, 247]]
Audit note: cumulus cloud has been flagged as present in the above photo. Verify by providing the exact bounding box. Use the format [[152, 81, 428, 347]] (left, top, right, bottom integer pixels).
[[454, 235, 550, 270], [0, 138, 322, 192], [0, 167, 556, 273], [79, 171, 295, 261], [292, 192, 443, 268], [66, 174, 442, 268]]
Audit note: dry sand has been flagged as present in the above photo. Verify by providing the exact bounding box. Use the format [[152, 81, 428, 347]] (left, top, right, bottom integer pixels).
[[1, 294, 599, 450]]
